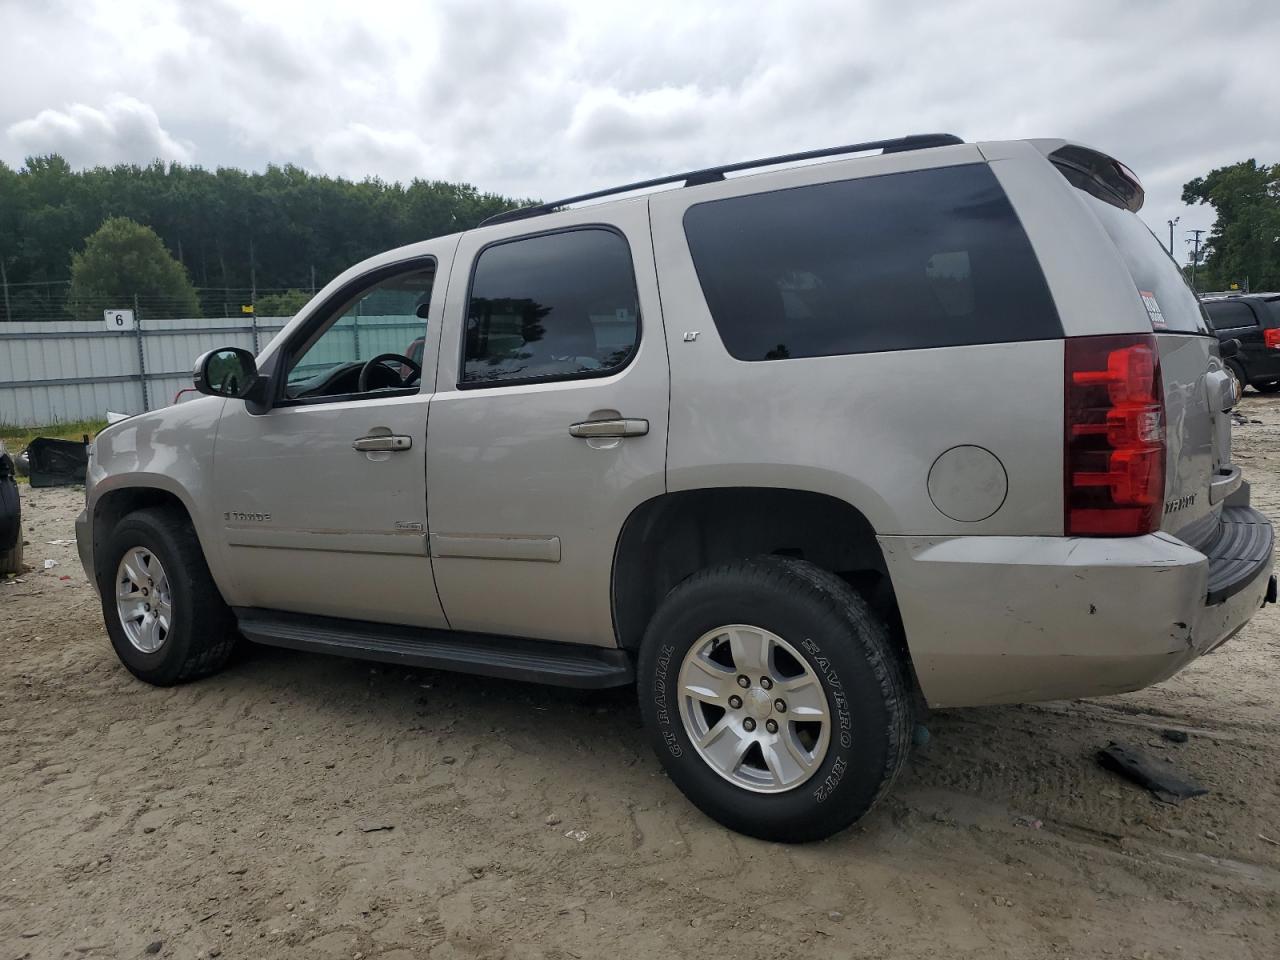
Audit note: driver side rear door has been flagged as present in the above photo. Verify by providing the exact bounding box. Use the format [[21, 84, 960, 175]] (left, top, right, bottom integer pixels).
[[211, 249, 453, 628]]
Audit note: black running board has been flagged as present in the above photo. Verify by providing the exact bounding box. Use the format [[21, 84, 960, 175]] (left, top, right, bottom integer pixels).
[[233, 609, 634, 689]]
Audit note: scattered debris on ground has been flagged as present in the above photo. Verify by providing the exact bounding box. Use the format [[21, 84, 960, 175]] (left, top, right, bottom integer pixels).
[[24, 436, 90, 488], [1097, 741, 1210, 804]]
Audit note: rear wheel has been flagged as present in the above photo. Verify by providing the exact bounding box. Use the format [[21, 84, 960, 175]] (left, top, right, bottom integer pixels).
[[637, 556, 912, 842], [98, 507, 238, 685]]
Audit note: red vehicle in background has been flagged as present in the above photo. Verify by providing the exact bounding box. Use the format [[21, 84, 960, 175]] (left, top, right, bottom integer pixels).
[[400, 336, 425, 379]]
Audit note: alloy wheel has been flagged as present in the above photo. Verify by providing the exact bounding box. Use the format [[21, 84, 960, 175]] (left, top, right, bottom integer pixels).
[[676, 624, 832, 793], [115, 547, 173, 654]]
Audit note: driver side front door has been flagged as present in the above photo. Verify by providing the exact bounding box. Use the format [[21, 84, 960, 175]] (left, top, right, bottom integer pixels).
[[211, 251, 451, 628]]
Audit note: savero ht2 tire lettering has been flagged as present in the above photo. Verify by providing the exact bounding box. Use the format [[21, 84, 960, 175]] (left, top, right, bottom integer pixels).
[[638, 556, 911, 843]]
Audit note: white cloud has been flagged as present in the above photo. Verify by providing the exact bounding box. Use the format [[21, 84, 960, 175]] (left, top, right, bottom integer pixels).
[[6, 95, 193, 167], [1, 0, 1278, 252], [312, 124, 435, 181], [568, 87, 706, 148]]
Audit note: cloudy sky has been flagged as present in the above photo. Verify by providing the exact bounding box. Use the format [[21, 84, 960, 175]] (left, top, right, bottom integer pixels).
[[3, 0, 1278, 260]]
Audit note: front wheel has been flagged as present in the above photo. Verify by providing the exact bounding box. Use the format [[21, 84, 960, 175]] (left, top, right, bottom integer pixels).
[[98, 507, 239, 685], [637, 556, 912, 842]]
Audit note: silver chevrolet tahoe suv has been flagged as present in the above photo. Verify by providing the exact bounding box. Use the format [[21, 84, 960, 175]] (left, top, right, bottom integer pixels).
[[76, 134, 1276, 842]]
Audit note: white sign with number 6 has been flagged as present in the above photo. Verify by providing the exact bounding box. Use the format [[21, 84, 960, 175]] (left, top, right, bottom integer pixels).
[[104, 309, 135, 329]]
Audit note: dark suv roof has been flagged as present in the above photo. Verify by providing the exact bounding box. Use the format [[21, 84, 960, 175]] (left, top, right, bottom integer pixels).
[[1203, 292, 1280, 304], [1203, 294, 1280, 317]]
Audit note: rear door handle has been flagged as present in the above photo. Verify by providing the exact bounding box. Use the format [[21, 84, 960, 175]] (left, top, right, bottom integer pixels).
[[568, 418, 649, 439], [352, 435, 412, 452]]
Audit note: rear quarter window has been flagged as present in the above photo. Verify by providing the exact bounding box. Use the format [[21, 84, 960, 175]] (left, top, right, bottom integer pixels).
[[1265, 299, 1280, 327], [1205, 300, 1258, 332], [682, 163, 1061, 361]]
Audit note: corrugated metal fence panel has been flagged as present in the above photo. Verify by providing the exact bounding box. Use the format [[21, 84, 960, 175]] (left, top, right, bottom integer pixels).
[[0, 317, 294, 426], [139, 317, 261, 410], [0, 321, 144, 424]]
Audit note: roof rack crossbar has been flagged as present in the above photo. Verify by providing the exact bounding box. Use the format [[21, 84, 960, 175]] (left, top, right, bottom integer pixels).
[[480, 133, 963, 227]]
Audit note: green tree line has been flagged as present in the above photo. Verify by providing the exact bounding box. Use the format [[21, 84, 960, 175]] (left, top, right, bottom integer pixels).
[[0, 155, 528, 321], [1182, 159, 1280, 293]]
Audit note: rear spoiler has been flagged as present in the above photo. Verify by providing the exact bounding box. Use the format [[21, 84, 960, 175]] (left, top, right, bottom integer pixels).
[[1035, 141, 1145, 213]]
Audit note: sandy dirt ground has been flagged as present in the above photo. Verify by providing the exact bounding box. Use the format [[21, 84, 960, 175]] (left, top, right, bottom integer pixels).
[[3, 398, 1280, 960]]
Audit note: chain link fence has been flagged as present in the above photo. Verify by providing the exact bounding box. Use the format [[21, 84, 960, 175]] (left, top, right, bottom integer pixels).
[[0, 280, 315, 324]]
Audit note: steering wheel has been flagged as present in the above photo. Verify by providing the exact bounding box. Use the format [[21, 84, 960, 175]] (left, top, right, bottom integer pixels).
[[357, 353, 422, 393]]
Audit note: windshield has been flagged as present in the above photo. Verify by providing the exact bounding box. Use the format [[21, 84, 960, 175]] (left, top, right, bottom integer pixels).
[[1080, 193, 1210, 335]]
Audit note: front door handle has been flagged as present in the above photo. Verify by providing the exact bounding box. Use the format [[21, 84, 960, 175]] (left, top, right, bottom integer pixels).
[[353, 434, 412, 452], [568, 418, 649, 439]]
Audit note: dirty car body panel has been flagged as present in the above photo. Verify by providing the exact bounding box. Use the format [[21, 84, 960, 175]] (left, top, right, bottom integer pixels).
[[77, 135, 1273, 713]]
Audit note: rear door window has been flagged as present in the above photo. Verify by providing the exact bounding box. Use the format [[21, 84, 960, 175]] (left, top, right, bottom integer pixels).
[[682, 163, 1060, 361], [461, 228, 640, 386]]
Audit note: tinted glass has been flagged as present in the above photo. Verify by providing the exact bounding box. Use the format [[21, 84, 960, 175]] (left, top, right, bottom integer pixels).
[[462, 229, 639, 385], [1264, 299, 1280, 328], [682, 163, 1060, 361], [1205, 300, 1257, 331], [1080, 194, 1209, 335]]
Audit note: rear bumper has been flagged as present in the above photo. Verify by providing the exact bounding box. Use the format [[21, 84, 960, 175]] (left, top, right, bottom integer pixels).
[[881, 506, 1274, 708], [1242, 349, 1280, 384]]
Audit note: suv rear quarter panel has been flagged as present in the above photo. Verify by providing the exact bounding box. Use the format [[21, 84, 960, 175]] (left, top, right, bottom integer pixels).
[[978, 140, 1156, 340], [648, 145, 1067, 537]]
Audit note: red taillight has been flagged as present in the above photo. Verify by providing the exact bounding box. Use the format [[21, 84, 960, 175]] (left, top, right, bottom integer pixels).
[[1264, 328, 1280, 351], [1065, 334, 1165, 536]]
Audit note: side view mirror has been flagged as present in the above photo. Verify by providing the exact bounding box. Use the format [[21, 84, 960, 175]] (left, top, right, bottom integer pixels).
[[1220, 338, 1240, 360], [193, 347, 266, 402]]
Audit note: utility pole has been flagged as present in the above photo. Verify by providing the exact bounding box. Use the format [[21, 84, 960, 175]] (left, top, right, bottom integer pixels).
[[1167, 216, 1180, 255], [249, 236, 257, 309], [310, 264, 316, 293], [1186, 229, 1207, 291]]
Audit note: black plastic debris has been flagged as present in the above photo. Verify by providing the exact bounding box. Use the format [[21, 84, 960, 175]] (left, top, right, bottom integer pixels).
[[26, 437, 89, 488], [1161, 728, 1190, 744], [1097, 741, 1208, 804]]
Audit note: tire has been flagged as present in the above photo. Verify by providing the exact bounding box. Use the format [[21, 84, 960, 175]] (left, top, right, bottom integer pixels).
[[637, 556, 912, 842], [1254, 380, 1280, 394], [98, 506, 238, 685], [0, 476, 20, 575], [0, 537, 20, 576]]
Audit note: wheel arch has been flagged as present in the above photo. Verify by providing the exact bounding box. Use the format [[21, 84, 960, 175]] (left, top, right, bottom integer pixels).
[[611, 487, 907, 660], [90, 481, 212, 587]]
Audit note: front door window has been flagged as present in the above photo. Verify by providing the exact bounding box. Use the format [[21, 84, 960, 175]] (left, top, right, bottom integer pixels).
[[285, 264, 435, 402]]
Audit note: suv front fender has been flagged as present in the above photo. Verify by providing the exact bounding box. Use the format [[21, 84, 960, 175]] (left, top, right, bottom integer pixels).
[[79, 396, 230, 597]]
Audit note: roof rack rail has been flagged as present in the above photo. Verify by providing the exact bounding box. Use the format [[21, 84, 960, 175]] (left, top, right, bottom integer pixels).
[[480, 133, 964, 227]]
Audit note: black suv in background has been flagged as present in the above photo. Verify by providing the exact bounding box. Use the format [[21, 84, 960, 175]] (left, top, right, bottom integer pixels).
[[1202, 293, 1280, 395]]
